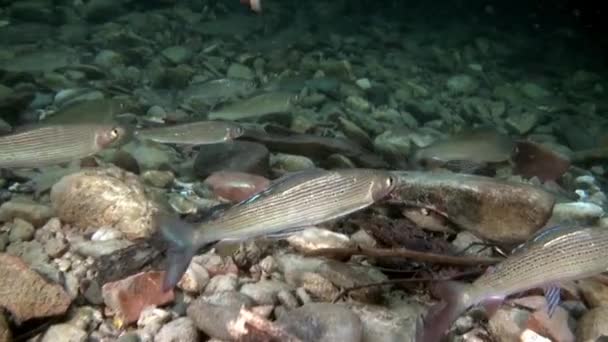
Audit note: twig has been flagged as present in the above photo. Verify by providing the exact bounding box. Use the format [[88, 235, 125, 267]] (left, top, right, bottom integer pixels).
[[304, 246, 503, 266], [331, 270, 484, 303]]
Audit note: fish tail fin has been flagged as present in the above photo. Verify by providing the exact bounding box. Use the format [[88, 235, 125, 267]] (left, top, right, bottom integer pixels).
[[157, 214, 200, 291], [416, 281, 470, 342]]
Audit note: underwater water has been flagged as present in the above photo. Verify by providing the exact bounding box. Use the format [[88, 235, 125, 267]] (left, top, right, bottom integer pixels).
[[1, 0, 608, 341]]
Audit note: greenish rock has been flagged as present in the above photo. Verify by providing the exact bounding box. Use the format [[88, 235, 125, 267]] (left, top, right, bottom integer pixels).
[[161, 46, 192, 64], [277, 303, 363, 342], [520, 82, 551, 99], [446, 74, 479, 94], [345, 96, 371, 113], [505, 110, 541, 135], [120, 140, 181, 171], [226, 63, 254, 80]]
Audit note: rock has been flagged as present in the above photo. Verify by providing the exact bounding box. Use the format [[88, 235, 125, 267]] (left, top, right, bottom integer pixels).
[[227, 63, 255, 80], [512, 140, 571, 182], [141, 170, 175, 188], [505, 110, 540, 135], [389, 171, 555, 243], [7, 217, 35, 242], [239, 280, 293, 305], [177, 262, 210, 294], [204, 274, 238, 294], [512, 296, 574, 342], [50, 167, 162, 239], [549, 202, 604, 225], [5, 240, 49, 266], [317, 260, 388, 303], [348, 301, 422, 342], [277, 303, 363, 342], [0, 253, 71, 324], [0, 234, 7, 252], [0, 311, 11, 342], [284, 271, 339, 302], [84, 0, 123, 22], [287, 227, 353, 253], [102, 271, 175, 326], [121, 140, 181, 171], [41, 323, 87, 342], [94, 50, 123, 68], [373, 129, 411, 165], [452, 231, 494, 257], [577, 278, 608, 308], [73, 239, 133, 258], [187, 299, 241, 340], [155, 317, 199, 342], [345, 95, 371, 112], [137, 307, 171, 337], [194, 141, 270, 178], [356, 78, 372, 90], [521, 82, 552, 99], [576, 306, 608, 342], [446, 74, 479, 94], [202, 290, 255, 308], [270, 153, 316, 173], [204, 171, 270, 203], [161, 46, 192, 64], [0, 200, 53, 227]]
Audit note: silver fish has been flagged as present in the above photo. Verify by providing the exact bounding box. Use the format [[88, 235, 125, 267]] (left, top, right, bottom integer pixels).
[[416, 224, 608, 342], [158, 168, 396, 290], [134, 121, 244, 145]]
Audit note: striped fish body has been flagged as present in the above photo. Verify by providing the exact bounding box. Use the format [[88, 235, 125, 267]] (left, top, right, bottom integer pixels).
[[0, 124, 123, 169], [134, 121, 243, 145], [470, 225, 608, 302], [198, 168, 395, 242]]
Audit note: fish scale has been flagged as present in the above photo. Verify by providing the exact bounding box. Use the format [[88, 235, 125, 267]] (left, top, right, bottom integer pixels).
[[0, 124, 123, 169]]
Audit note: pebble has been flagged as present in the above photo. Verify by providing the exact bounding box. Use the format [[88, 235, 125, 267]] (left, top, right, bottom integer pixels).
[[0, 199, 53, 227], [204, 274, 239, 295], [446, 74, 479, 94], [154, 317, 199, 342], [7, 217, 35, 242], [141, 170, 175, 188], [240, 280, 293, 305], [270, 153, 316, 173], [286, 227, 353, 252], [227, 63, 255, 80], [41, 323, 87, 342], [187, 299, 241, 340], [161, 46, 192, 64], [549, 202, 604, 224], [177, 262, 210, 294], [277, 303, 363, 342], [0, 311, 11, 342], [73, 239, 133, 258], [345, 95, 371, 112], [356, 78, 372, 90]]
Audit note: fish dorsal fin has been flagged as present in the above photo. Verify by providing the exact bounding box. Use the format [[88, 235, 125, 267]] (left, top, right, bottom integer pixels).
[[236, 168, 328, 206]]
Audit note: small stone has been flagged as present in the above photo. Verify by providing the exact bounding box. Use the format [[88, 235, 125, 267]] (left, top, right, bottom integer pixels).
[[577, 278, 608, 308], [0, 311, 11, 342], [549, 202, 604, 225], [73, 239, 133, 258], [6, 240, 49, 266], [204, 274, 238, 295], [505, 111, 540, 135], [277, 303, 363, 342], [452, 231, 494, 257], [270, 153, 316, 173], [41, 323, 87, 342], [137, 307, 171, 335], [121, 140, 180, 171], [227, 63, 254, 80], [373, 129, 411, 164], [187, 299, 241, 340], [521, 82, 552, 99], [286, 227, 353, 253], [356, 78, 372, 90], [446, 74, 479, 94], [0, 254, 71, 324], [240, 280, 293, 306], [284, 271, 338, 302], [155, 317, 199, 342], [161, 46, 192, 64], [8, 217, 35, 242], [576, 306, 608, 342], [202, 290, 255, 308], [0, 200, 53, 227], [345, 95, 371, 112], [177, 262, 210, 294], [91, 226, 124, 241], [146, 105, 167, 122], [141, 170, 175, 188], [204, 171, 270, 203], [102, 271, 174, 326], [94, 50, 123, 68], [348, 302, 422, 342], [317, 260, 388, 303]]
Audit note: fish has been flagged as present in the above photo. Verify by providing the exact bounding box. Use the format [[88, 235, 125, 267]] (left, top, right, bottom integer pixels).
[[207, 92, 295, 121], [0, 124, 125, 169], [134, 121, 244, 145], [180, 78, 258, 109], [42, 98, 128, 125], [416, 224, 608, 342], [158, 168, 396, 290], [411, 128, 515, 171], [240, 0, 262, 13]]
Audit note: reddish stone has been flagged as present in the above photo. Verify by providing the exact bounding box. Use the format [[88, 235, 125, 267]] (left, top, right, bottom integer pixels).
[[102, 271, 174, 325], [0, 254, 72, 324], [204, 171, 270, 203], [513, 140, 571, 182]]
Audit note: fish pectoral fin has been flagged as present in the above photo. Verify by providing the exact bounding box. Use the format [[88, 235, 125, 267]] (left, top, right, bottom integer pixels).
[[543, 284, 561, 317], [480, 297, 504, 318]]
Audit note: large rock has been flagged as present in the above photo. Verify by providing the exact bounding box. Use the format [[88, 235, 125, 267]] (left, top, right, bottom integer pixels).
[[277, 303, 363, 342], [388, 171, 555, 243], [576, 306, 608, 342], [193, 141, 269, 178], [50, 167, 162, 239], [0, 254, 71, 324]]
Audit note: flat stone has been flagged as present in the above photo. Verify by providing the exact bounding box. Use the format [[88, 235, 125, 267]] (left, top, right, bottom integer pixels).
[[0, 253, 71, 324], [0, 200, 53, 227], [155, 317, 199, 342], [204, 171, 270, 203], [277, 303, 363, 342], [41, 323, 87, 342], [102, 271, 174, 326]]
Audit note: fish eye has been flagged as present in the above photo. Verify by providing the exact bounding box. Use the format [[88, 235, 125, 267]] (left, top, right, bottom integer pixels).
[[386, 175, 396, 188], [110, 128, 121, 139]]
